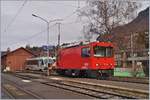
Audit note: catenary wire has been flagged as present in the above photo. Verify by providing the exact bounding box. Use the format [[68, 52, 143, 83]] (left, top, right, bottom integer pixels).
[[3, 0, 28, 33], [5, 23, 57, 47], [4, 0, 86, 49]]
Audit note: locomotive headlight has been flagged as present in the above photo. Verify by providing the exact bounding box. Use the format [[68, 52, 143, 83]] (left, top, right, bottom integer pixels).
[[96, 64, 99, 66]]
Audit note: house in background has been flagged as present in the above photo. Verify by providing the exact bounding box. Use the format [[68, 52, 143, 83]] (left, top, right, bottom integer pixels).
[[1, 47, 36, 72], [96, 7, 149, 77]]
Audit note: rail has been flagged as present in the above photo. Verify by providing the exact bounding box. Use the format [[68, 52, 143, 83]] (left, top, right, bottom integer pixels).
[[62, 79, 148, 99], [11, 73, 130, 99], [19, 70, 149, 84], [2, 77, 42, 99], [10, 72, 149, 99]]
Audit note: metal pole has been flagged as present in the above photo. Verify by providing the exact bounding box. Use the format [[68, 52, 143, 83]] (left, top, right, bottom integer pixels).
[[131, 33, 135, 73], [57, 23, 61, 47], [131, 33, 133, 57], [47, 22, 50, 76], [56, 22, 61, 68], [32, 14, 63, 76]]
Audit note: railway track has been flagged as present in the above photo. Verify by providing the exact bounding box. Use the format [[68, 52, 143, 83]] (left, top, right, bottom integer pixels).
[[21, 70, 149, 84], [2, 78, 43, 99], [2, 86, 15, 99], [42, 81, 126, 99], [61, 79, 148, 99], [11, 72, 149, 99], [108, 76, 149, 84], [11, 73, 128, 99]]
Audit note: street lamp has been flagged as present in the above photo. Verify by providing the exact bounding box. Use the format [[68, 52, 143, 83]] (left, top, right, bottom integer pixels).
[[32, 14, 62, 76]]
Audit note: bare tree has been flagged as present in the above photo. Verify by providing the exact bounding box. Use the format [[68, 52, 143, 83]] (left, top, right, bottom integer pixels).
[[82, 24, 93, 41], [79, 0, 141, 34]]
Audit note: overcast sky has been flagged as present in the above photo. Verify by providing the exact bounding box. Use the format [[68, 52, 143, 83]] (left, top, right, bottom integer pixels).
[[1, 0, 149, 51]]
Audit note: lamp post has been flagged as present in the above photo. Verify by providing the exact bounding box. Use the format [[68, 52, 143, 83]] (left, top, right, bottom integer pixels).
[[32, 14, 62, 76]]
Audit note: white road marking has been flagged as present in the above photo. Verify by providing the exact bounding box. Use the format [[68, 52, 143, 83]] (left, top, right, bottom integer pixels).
[[22, 80, 31, 83], [49, 77, 62, 80]]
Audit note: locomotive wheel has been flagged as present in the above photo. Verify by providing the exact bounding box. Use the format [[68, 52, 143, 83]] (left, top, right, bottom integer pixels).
[[84, 70, 100, 78], [79, 70, 87, 77], [71, 70, 80, 77], [109, 69, 114, 76], [99, 69, 114, 79], [65, 70, 72, 76], [56, 69, 65, 75], [84, 70, 112, 79]]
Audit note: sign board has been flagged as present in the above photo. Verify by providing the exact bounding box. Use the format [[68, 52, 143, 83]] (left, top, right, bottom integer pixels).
[[42, 45, 54, 51], [42, 45, 48, 51]]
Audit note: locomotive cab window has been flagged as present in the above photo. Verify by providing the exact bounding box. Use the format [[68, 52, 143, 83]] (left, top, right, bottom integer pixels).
[[106, 47, 113, 57], [93, 46, 113, 57], [81, 47, 90, 57]]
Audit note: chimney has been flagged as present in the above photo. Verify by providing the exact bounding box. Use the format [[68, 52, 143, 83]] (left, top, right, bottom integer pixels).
[[7, 47, 11, 53]]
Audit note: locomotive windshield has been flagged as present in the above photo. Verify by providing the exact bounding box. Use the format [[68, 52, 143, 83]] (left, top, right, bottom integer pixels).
[[93, 46, 113, 57]]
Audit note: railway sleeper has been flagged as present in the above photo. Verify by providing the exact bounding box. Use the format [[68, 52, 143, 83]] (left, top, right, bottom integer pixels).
[[42, 82, 123, 99], [61, 81, 148, 99]]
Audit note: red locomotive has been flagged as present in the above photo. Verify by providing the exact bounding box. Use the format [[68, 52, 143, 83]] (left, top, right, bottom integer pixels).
[[56, 41, 115, 78]]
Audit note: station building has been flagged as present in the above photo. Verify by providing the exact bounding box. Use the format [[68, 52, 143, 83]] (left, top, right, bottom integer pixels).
[[1, 47, 36, 72]]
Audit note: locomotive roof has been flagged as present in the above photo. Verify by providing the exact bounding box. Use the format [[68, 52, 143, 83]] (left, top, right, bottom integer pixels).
[[60, 41, 113, 49]]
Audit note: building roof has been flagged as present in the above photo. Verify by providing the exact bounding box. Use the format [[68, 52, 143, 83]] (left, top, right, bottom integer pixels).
[[1, 47, 36, 58], [1, 51, 7, 57]]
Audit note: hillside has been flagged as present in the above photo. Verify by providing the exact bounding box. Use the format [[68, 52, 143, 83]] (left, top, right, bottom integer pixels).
[[97, 7, 149, 51], [112, 7, 149, 36]]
